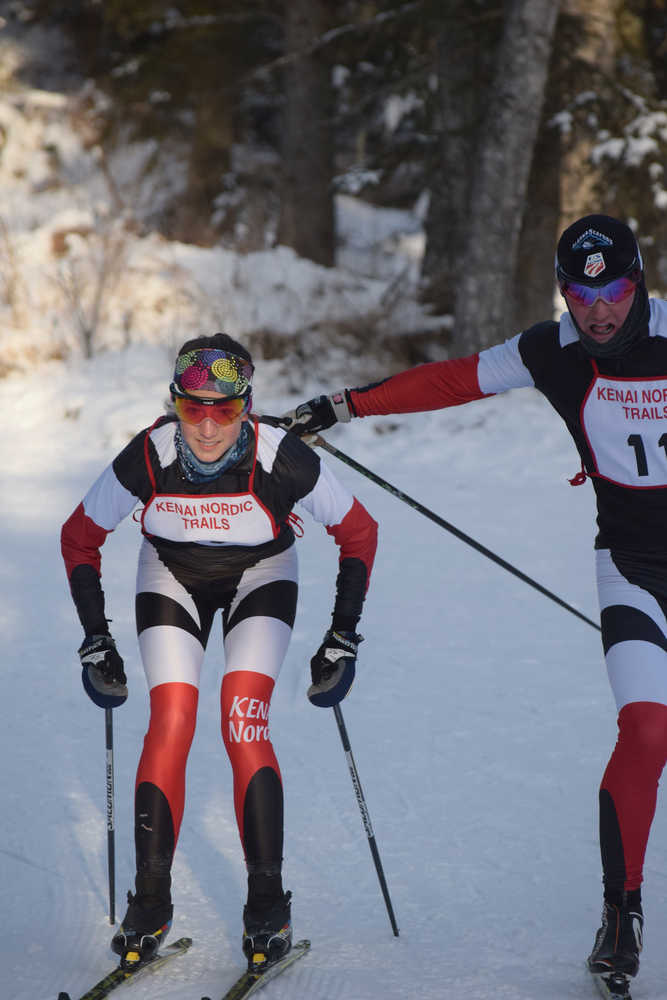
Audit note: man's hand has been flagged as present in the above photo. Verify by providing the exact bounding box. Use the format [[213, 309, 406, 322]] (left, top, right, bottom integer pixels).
[[279, 391, 351, 438], [79, 634, 128, 708]]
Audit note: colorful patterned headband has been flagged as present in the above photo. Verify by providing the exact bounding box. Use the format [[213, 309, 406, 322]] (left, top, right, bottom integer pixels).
[[172, 349, 254, 397]]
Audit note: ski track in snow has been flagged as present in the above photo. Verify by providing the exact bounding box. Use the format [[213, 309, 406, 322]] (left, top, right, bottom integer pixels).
[[5, 355, 667, 999]]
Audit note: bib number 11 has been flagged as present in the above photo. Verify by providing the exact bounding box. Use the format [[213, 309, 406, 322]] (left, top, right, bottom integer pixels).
[[627, 433, 667, 477]]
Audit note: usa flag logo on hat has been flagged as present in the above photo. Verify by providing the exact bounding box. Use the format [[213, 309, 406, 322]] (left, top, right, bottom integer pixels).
[[584, 252, 606, 278]]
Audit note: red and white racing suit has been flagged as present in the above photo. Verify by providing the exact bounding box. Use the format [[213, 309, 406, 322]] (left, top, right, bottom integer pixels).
[[62, 416, 377, 885], [346, 299, 667, 900]]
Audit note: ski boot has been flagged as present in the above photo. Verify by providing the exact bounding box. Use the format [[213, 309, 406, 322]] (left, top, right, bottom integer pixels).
[[588, 900, 643, 979], [111, 891, 173, 970], [242, 890, 292, 974]]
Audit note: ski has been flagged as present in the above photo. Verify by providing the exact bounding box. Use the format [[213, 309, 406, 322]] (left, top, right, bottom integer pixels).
[[590, 970, 633, 1000], [202, 939, 311, 1000], [57, 935, 193, 1000]]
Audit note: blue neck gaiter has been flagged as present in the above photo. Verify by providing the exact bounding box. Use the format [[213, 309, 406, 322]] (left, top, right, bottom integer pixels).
[[175, 421, 252, 483]]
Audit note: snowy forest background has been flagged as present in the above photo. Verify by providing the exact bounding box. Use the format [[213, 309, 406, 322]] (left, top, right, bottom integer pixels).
[[1, 0, 667, 378], [2, 3, 667, 1000]]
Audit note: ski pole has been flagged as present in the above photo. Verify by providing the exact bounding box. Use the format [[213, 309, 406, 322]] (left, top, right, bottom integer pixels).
[[314, 434, 600, 633], [105, 707, 116, 925], [333, 703, 399, 937]]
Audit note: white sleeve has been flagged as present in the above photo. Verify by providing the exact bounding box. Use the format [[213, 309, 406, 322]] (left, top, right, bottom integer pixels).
[[82, 463, 139, 532], [476, 333, 535, 394], [298, 457, 354, 528]]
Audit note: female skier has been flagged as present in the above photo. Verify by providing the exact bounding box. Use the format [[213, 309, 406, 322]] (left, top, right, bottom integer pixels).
[[279, 215, 667, 992], [61, 333, 377, 974]]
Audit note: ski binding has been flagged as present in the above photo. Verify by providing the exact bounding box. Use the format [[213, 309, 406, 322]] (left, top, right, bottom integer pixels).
[[57, 934, 192, 1000], [202, 938, 311, 1000]]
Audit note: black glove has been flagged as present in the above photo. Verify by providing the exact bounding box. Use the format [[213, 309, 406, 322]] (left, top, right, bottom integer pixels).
[[308, 629, 363, 707], [79, 633, 128, 709], [279, 391, 351, 438]]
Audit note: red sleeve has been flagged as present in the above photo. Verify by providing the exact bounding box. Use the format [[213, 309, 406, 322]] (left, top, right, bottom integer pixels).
[[61, 502, 110, 579], [326, 496, 378, 594], [325, 497, 378, 633], [348, 354, 488, 417]]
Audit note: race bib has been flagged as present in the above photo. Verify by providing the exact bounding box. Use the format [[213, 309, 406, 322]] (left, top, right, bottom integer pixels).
[[142, 492, 276, 543], [582, 375, 667, 487]]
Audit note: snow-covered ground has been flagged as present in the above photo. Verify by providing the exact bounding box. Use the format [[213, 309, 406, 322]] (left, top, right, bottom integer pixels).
[[3, 20, 667, 1000], [8, 348, 667, 1000]]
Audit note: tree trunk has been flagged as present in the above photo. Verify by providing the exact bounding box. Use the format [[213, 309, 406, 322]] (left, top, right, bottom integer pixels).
[[513, 121, 562, 333], [276, 0, 335, 267], [513, 39, 564, 334], [514, 0, 619, 332], [421, 1, 499, 316], [558, 0, 618, 225], [453, 0, 561, 354]]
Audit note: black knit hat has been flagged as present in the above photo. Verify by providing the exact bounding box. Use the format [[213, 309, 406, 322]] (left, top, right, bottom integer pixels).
[[556, 214, 643, 287]]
